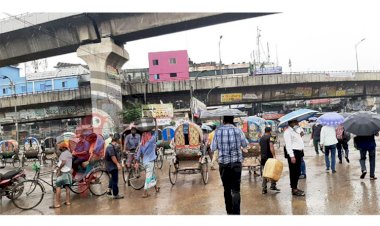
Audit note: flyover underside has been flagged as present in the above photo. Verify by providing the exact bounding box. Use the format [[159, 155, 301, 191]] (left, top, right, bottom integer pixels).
[[0, 13, 272, 67], [123, 81, 379, 107]]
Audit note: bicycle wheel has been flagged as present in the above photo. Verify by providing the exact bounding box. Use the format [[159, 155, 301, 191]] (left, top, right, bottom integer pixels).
[[11, 179, 45, 210], [89, 169, 110, 196], [69, 178, 89, 194], [156, 149, 164, 169], [12, 155, 21, 168], [201, 160, 209, 185], [122, 164, 129, 184], [128, 164, 145, 190], [169, 163, 178, 185]]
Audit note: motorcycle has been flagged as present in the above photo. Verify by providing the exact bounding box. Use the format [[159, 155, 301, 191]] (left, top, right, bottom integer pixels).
[[0, 168, 26, 200]]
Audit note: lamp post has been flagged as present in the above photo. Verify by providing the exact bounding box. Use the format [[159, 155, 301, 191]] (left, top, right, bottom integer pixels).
[[205, 86, 220, 105], [355, 38, 366, 72], [219, 35, 223, 76], [2, 75, 18, 143], [190, 70, 207, 122]]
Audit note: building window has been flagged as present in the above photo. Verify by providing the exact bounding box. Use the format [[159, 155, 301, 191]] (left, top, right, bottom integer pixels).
[[153, 59, 159, 65], [45, 85, 52, 91], [2, 88, 6, 94], [170, 73, 177, 78], [40, 84, 45, 91], [169, 58, 176, 64], [154, 74, 160, 80], [21, 86, 27, 92], [62, 81, 67, 88]]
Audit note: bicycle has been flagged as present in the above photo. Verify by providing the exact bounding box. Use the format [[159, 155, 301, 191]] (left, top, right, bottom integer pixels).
[[121, 151, 146, 190], [69, 159, 110, 196], [10, 163, 54, 210]]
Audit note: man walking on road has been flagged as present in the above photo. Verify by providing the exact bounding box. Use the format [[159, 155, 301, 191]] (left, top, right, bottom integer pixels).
[[284, 120, 305, 196], [105, 133, 124, 199], [320, 125, 338, 173], [259, 126, 280, 194], [311, 123, 323, 154], [354, 132, 379, 180], [211, 115, 248, 215]]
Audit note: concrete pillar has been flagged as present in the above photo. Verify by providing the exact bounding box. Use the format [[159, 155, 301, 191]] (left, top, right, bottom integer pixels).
[[77, 37, 129, 135]]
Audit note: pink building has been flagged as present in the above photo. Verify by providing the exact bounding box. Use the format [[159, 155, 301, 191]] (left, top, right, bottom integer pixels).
[[148, 50, 189, 82]]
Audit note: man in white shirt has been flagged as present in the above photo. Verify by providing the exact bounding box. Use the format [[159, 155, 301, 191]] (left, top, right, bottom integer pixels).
[[320, 125, 338, 173], [283, 120, 305, 196], [50, 146, 73, 208]]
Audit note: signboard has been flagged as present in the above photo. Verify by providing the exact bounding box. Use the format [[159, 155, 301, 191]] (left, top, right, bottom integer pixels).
[[262, 113, 284, 120], [254, 66, 282, 75], [295, 87, 312, 97], [142, 104, 174, 119], [191, 97, 207, 117], [221, 93, 243, 103], [243, 93, 261, 100], [335, 88, 346, 97]]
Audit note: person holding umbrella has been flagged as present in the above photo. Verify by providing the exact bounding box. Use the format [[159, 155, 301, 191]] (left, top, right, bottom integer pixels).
[[344, 112, 380, 180], [283, 119, 305, 196], [317, 112, 344, 173], [279, 109, 318, 196]]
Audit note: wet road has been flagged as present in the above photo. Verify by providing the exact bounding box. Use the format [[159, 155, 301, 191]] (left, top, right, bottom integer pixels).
[[1, 136, 380, 215]]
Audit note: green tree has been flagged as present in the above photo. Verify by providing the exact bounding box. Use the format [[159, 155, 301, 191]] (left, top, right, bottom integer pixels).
[[121, 103, 142, 124]]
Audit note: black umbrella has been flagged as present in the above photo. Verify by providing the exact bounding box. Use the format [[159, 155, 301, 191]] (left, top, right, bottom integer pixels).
[[343, 111, 380, 136]]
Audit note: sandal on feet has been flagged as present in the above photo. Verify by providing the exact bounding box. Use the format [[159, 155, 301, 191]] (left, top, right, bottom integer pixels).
[[155, 187, 160, 193], [292, 189, 305, 196], [64, 202, 71, 206], [49, 205, 61, 209], [142, 194, 150, 198]]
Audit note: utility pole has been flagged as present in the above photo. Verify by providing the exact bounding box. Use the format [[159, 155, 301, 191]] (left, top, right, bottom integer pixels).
[[219, 35, 223, 77], [2, 76, 18, 143]]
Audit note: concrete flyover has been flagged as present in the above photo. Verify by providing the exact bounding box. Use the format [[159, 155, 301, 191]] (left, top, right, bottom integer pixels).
[[0, 12, 273, 67], [123, 72, 380, 106]]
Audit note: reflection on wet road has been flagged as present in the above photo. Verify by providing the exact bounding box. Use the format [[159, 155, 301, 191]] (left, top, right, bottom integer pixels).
[[1, 136, 380, 215]]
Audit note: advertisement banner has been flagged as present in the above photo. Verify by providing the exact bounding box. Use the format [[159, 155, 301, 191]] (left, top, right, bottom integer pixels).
[[221, 93, 243, 103], [142, 104, 174, 119], [295, 87, 312, 97], [191, 97, 207, 117]]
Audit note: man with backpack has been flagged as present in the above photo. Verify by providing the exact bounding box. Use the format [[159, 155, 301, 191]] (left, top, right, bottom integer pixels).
[[335, 124, 351, 164]]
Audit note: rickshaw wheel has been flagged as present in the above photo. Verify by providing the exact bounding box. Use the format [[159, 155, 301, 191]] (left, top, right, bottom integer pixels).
[[12, 155, 21, 168], [1, 158, 6, 168], [169, 163, 178, 185], [201, 158, 209, 184]]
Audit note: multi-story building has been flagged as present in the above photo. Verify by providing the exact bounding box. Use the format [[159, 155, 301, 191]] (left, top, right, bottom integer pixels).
[[148, 50, 189, 82], [0, 66, 26, 97]]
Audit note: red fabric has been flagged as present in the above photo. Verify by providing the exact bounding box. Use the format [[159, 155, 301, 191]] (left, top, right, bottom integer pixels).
[[141, 132, 152, 147]]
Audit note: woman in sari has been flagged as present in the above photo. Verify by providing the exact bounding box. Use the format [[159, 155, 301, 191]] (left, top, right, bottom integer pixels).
[[136, 128, 160, 198]]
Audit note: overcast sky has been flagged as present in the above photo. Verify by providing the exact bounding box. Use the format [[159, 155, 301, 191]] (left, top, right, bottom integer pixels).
[[2, 0, 380, 73]]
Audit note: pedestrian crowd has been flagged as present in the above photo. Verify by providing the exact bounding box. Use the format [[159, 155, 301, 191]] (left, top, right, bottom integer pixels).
[[25, 113, 379, 215]]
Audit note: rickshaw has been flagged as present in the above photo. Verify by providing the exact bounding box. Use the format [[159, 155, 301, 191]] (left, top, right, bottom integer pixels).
[[241, 116, 266, 176], [265, 120, 280, 148], [63, 131, 109, 196], [169, 122, 209, 185], [155, 126, 175, 169], [0, 139, 21, 168], [41, 136, 58, 166], [21, 137, 42, 167]]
